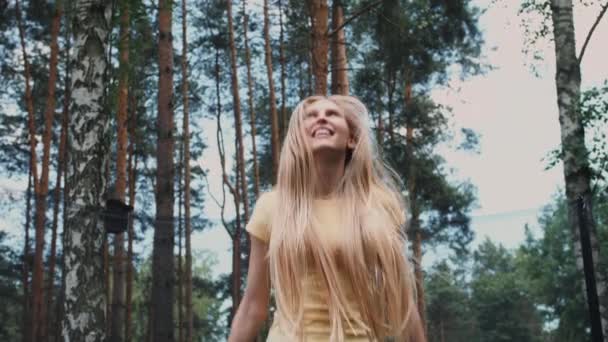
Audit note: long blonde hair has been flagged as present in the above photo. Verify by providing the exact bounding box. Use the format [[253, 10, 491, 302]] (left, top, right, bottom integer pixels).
[[268, 95, 419, 341]]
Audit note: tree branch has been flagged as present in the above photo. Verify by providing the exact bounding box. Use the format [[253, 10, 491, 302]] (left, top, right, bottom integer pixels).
[[327, 0, 383, 37], [578, 0, 608, 65]]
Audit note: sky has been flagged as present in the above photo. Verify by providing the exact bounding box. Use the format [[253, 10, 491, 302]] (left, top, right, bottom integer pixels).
[[1, 0, 607, 279]]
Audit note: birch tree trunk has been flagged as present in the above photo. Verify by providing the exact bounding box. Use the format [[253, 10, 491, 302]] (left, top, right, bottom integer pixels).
[[62, 1, 112, 340], [111, 0, 130, 340], [263, 0, 280, 184], [152, 0, 176, 340], [309, 0, 329, 95], [330, 0, 349, 95], [180, 1, 193, 339], [550, 0, 607, 338]]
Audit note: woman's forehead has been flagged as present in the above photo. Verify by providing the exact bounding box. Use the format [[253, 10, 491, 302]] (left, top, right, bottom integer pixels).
[[304, 99, 341, 113]]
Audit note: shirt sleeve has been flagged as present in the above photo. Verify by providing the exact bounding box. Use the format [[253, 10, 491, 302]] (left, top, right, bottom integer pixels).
[[245, 191, 274, 243]]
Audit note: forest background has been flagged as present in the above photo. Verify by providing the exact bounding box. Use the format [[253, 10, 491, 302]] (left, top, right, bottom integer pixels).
[[1, 0, 608, 341]]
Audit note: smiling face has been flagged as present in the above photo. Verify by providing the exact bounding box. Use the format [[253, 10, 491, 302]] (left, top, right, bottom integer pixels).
[[303, 99, 356, 157]]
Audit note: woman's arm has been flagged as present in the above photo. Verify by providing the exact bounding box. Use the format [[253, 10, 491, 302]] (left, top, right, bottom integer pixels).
[[228, 236, 271, 342]]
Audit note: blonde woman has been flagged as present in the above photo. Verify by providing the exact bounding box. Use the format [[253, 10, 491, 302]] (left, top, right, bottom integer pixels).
[[228, 95, 425, 342]]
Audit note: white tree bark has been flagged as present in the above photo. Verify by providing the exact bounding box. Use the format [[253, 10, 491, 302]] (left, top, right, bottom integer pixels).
[[550, 0, 607, 339], [62, 0, 112, 341]]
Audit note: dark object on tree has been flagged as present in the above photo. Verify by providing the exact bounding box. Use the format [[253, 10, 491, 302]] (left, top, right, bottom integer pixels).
[[576, 196, 605, 342], [103, 199, 134, 234]]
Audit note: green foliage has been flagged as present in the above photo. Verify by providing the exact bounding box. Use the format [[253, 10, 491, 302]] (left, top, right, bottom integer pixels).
[[516, 191, 608, 341], [471, 239, 544, 342], [0, 232, 23, 341], [543, 81, 608, 191], [130, 250, 224, 341], [425, 261, 478, 342]]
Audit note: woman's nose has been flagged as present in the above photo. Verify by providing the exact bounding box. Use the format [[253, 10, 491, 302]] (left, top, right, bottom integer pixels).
[[316, 111, 328, 123]]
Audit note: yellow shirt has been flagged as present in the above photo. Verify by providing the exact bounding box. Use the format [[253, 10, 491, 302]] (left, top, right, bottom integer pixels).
[[246, 191, 373, 342]]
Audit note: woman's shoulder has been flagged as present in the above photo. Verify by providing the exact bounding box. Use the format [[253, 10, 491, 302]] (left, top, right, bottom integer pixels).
[[246, 189, 279, 243], [255, 188, 279, 210]]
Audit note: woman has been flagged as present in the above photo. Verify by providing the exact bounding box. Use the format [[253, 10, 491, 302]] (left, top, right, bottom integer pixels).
[[228, 95, 425, 342]]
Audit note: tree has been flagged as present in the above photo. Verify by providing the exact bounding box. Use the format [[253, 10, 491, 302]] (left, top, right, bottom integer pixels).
[[330, 0, 348, 95], [425, 261, 477, 342], [263, 0, 280, 183], [470, 239, 544, 342], [110, 1, 131, 341], [151, 0, 176, 340], [549, 0, 608, 337], [242, 0, 261, 196], [226, 0, 248, 315], [0, 232, 23, 341], [62, 0, 112, 340], [15, 0, 63, 338], [180, 0, 193, 339], [308, 0, 329, 95], [45, 19, 72, 341], [518, 199, 590, 341]]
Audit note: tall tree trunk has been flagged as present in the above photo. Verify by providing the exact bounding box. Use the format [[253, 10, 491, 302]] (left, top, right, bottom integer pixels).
[[550, 0, 608, 338], [227, 0, 247, 314], [213, 46, 239, 317], [229, 0, 249, 222], [53, 29, 72, 341], [376, 108, 383, 146], [16, 0, 39, 196], [232, 154, 244, 318], [387, 70, 396, 144], [16, 3, 39, 339], [309, 0, 329, 95], [405, 82, 426, 332], [62, 1, 112, 340], [263, 0, 281, 184], [54, 29, 72, 341], [278, 0, 287, 144], [45, 32, 70, 340], [177, 141, 184, 342], [125, 90, 138, 342], [180, 0, 193, 340], [330, 0, 348, 95], [32, 0, 63, 339], [105, 234, 111, 335], [411, 218, 426, 331], [111, 1, 130, 341], [152, 0, 176, 340], [22, 168, 32, 342], [243, 0, 260, 197]]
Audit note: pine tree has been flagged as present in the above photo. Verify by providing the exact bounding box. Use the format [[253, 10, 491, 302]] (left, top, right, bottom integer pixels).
[[110, 0, 131, 340], [151, 0, 176, 340]]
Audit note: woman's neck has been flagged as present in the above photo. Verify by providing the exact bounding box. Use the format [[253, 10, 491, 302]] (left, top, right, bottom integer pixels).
[[313, 153, 346, 198]]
